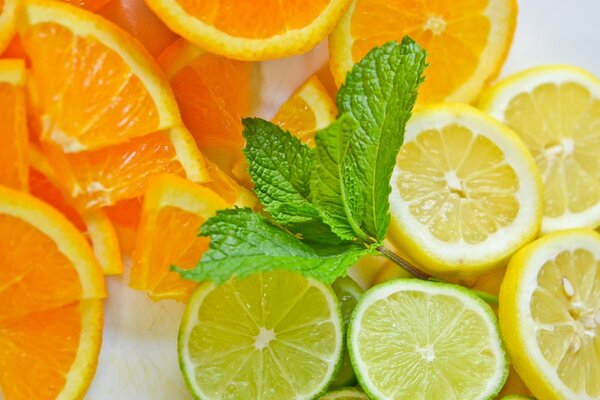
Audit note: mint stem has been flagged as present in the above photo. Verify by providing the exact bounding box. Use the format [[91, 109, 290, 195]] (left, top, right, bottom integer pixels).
[[376, 246, 431, 280]]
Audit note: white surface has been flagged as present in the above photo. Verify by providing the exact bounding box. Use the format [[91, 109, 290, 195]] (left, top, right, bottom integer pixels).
[[87, 2, 600, 398]]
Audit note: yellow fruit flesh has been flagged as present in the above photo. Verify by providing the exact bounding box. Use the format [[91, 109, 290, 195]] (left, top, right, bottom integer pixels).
[[530, 249, 600, 396], [396, 124, 520, 244], [503, 82, 600, 219]]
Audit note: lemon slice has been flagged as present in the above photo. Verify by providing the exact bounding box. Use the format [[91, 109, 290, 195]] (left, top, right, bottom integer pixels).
[[348, 279, 508, 399], [178, 271, 343, 399], [499, 229, 600, 400], [321, 387, 368, 399], [388, 104, 543, 278], [480, 65, 600, 233]]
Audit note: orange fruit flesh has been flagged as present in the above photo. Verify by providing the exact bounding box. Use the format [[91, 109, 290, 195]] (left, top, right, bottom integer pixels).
[[98, 0, 178, 57], [0, 80, 27, 190], [21, 22, 160, 152], [163, 46, 251, 172], [44, 131, 185, 208], [0, 214, 82, 320], [103, 197, 143, 255], [272, 89, 319, 143], [348, 0, 491, 102], [177, 0, 330, 39], [61, 0, 112, 11]]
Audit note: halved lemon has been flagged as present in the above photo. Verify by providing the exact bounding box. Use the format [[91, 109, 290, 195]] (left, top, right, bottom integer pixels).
[[388, 104, 543, 278], [480, 65, 600, 232], [499, 229, 600, 400]]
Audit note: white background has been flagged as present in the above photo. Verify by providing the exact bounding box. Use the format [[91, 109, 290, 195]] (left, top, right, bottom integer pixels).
[[87, 1, 600, 398]]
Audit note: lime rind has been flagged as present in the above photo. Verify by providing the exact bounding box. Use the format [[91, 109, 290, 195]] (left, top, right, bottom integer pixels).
[[348, 278, 508, 400], [178, 272, 344, 400], [320, 386, 369, 399]]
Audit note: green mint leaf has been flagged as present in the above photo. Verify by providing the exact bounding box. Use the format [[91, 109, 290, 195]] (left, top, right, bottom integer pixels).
[[311, 115, 367, 241], [177, 208, 371, 284], [337, 37, 428, 240], [243, 117, 348, 244]]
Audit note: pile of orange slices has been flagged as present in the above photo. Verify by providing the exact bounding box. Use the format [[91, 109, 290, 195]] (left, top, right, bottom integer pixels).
[[0, 0, 523, 398]]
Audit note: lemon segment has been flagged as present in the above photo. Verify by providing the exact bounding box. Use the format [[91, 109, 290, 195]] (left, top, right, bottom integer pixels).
[[348, 279, 508, 400], [388, 104, 543, 277], [480, 65, 600, 232], [499, 229, 600, 400], [178, 271, 343, 400]]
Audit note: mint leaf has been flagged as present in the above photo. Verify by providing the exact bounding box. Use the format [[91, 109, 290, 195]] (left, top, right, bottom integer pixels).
[[243, 118, 348, 244], [337, 37, 427, 240], [311, 115, 366, 241], [177, 208, 371, 284]]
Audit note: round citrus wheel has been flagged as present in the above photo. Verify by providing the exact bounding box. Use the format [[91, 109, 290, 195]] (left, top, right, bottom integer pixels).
[[330, 0, 517, 103], [146, 0, 353, 61], [0, 185, 105, 399]]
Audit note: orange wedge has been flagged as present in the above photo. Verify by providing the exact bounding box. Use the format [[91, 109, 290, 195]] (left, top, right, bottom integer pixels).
[[103, 197, 143, 256], [0, 185, 104, 399], [29, 146, 122, 274], [43, 126, 208, 208], [0, 0, 16, 53], [17, 0, 182, 152], [0, 59, 27, 191], [129, 174, 229, 302], [330, 0, 517, 103], [272, 75, 337, 146], [158, 39, 251, 173], [62, 0, 112, 12], [146, 0, 352, 61]]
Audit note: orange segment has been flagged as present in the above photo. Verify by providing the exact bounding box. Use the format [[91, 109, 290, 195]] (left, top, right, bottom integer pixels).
[[61, 0, 112, 12], [329, 0, 517, 103], [29, 148, 123, 274], [0, 0, 16, 53], [158, 39, 251, 173], [146, 0, 352, 60], [103, 197, 143, 255], [130, 174, 230, 301], [0, 186, 104, 399], [17, 0, 182, 152], [0, 59, 27, 190], [43, 127, 208, 208]]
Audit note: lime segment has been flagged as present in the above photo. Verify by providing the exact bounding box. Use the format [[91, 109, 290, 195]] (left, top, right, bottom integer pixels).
[[178, 271, 343, 399]]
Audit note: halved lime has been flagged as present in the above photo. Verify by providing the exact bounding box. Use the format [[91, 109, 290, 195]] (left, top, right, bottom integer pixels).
[[320, 387, 369, 399], [331, 276, 363, 387], [178, 270, 344, 399], [348, 279, 508, 399]]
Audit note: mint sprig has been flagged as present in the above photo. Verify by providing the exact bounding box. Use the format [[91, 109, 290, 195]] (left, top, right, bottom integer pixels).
[[178, 37, 428, 284]]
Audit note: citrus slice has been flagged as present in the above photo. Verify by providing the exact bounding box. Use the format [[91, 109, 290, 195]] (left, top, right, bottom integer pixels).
[[103, 197, 143, 256], [179, 270, 344, 399], [29, 146, 123, 274], [129, 174, 230, 302], [388, 104, 543, 278], [348, 279, 508, 399], [330, 0, 517, 103], [158, 39, 251, 173], [272, 75, 337, 146], [42, 126, 208, 208], [17, 0, 181, 152], [480, 65, 600, 233], [499, 229, 600, 400], [331, 276, 362, 388], [0, 59, 27, 191], [146, 0, 353, 61], [0, 185, 104, 399], [321, 387, 368, 400], [500, 395, 535, 400], [0, 0, 16, 53]]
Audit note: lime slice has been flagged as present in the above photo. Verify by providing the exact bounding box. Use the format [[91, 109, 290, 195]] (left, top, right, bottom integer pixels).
[[500, 396, 535, 400], [178, 270, 343, 399], [331, 276, 363, 387], [348, 279, 508, 399], [320, 387, 369, 399]]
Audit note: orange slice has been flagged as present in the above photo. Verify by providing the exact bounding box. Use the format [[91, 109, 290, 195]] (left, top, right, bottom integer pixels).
[[0, 185, 104, 399], [329, 0, 517, 103], [130, 174, 229, 302], [0, 0, 16, 53], [61, 0, 112, 12], [103, 197, 143, 256], [272, 75, 337, 146], [146, 0, 352, 61], [158, 39, 251, 173], [29, 146, 123, 274], [0, 59, 27, 190], [43, 126, 208, 208], [17, 0, 182, 152]]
